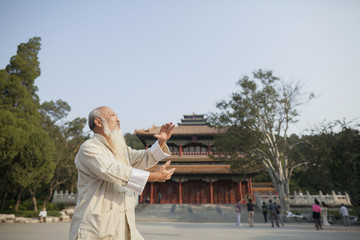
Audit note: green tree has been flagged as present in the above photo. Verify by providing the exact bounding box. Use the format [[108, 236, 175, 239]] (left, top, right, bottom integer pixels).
[[39, 100, 87, 208], [294, 120, 360, 205], [5, 37, 41, 96], [125, 133, 145, 150], [0, 37, 55, 212], [208, 69, 313, 211], [0, 108, 27, 209], [10, 126, 55, 212]]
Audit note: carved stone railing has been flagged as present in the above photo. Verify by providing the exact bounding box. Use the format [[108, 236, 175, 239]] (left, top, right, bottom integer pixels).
[[254, 190, 352, 210], [52, 190, 77, 205], [52, 190, 139, 207]]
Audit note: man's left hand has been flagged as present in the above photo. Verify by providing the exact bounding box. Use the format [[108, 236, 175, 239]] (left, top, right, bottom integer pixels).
[[154, 122, 175, 148]]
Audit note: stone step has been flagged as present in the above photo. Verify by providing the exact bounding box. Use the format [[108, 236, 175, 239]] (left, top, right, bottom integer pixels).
[[135, 204, 267, 223]]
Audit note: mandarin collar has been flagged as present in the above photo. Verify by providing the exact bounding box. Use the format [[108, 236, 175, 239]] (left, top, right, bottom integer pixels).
[[93, 133, 111, 148]]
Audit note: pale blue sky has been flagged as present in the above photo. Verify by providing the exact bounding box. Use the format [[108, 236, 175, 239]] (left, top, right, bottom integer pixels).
[[1, 0, 359, 135]]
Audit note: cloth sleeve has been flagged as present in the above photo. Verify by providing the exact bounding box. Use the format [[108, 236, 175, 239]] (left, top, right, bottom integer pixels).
[[126, 168, 150, 194], [127, 140, 170, 170], [76, 141, 133, 186], [125, 140, 170, 194]]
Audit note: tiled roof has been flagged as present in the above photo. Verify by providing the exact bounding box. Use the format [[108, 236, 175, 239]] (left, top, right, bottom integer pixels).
[[135, 125, 220, 136], [146, 164, 231, 174]]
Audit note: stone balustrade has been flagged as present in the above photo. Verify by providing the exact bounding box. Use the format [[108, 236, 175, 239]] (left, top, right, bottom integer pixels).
[[254, 190, 352, 210], [52, 190, 139, 207], [52, 190, 77, 204]]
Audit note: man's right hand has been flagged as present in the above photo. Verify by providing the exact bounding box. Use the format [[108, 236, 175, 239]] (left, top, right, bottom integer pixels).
[[148, 161, 175, 182]]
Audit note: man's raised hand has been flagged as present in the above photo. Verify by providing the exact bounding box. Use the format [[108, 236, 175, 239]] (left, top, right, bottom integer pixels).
[[154, 122, 175, 148]]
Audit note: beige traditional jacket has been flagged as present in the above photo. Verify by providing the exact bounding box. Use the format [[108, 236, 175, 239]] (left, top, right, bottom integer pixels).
[[69, 133, 170, 240]]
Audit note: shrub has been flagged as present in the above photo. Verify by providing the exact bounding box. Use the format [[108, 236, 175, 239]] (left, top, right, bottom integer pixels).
[[329, 208, 358, 219], [47, 210, 61, 217], [2, 199, 15, 210], [19, 199, 35, 210], [45, 203, 67, 211], [0, 209, 61, 218], [291, 210, 301, 215]]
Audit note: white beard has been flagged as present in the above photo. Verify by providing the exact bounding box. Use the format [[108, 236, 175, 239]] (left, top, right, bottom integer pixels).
[[103, 121, 128, 161]]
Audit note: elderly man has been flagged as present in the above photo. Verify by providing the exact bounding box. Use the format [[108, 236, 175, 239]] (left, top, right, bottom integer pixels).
[[69, 106, 175, 240]]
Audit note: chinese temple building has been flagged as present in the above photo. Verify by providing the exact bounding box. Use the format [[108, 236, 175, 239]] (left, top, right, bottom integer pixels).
[[135, 113, 275, 204]]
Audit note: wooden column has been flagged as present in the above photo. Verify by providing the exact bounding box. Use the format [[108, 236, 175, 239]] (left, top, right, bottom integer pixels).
[[140, 192, 144, 203], [150, 182, 154, 204], [239, 181, 243, 204], [179, 144, 183, 157], [208, 143, 211, 156], [179, 180, 183, 204], [249, 178, 253, 194], [210, 179, 214, 204], [247, 180, 250, 195], [249, 177, 254, 201]]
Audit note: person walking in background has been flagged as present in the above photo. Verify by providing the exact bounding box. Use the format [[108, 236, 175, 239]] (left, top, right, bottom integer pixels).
[[236, 199, 242, 227], [321, 201, 331, 226], [312, 199, 323, 230], [247, 199, 255, 227], [340, 203, 351, 226], [158, 192, 162, 204], [262, 202, 268, 223], [274, 202, 284, 227], [268, 200, 280, 228]]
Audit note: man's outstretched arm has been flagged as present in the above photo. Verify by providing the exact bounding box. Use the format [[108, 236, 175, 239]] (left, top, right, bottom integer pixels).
[[148, 160, 175, 182], [126, 122, 175, 193]]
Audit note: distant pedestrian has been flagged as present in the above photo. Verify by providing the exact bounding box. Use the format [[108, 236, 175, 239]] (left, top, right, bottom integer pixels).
[[236, 199, 242, 226], [262, 202, 268, 223], [321, 201, 330, 226], [268, 200, 280, 228], [312, 199, 323, 230], [274, 203, 284, 226], [158, 192, 162, 204], [339, 203, 351, 226], [247, 199, 255, 227]]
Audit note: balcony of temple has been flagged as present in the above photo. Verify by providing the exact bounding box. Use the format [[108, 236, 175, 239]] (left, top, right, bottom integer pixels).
[[166, 142, 216, 160]]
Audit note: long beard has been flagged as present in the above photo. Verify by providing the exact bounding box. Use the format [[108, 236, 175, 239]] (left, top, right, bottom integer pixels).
[[103, 122, 128, 161]]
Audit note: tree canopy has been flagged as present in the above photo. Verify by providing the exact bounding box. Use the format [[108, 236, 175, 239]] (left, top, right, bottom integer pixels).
[[208, 69, 313, 211], [39, 100, 88, 208], [124, 133, 145, 150], [0, 37, 55, 211], [292, 120, 360, 205]]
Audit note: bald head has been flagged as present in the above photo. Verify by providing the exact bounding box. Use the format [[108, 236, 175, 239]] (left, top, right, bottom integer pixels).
[[88, 107, 102, 131], [88, 106, 120, 134], [88, 106, 111, 131]]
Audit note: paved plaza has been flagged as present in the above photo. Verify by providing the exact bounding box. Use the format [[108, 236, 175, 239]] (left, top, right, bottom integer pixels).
[[0, 221, 359, 240]]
